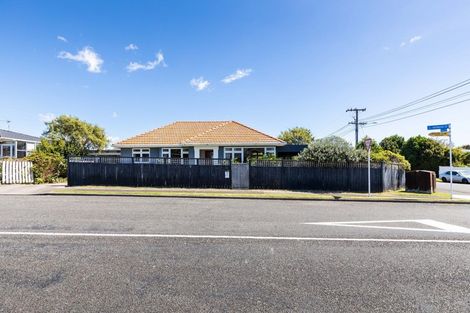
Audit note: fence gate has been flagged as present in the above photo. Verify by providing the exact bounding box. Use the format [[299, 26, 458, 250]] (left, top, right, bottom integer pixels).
[[231, 164, 249, 189], [1, 160, 34, 184]]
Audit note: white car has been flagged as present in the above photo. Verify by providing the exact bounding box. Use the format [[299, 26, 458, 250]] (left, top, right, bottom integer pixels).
[[440, 170, 470, 184]]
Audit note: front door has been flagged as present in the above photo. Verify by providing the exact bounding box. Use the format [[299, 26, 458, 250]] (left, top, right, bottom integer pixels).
[[200, 150, 214, 159]]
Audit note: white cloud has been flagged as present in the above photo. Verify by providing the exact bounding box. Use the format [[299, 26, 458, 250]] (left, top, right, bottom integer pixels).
[[57, 35, 68, 43], [409, 35, 422, 44], [125, 43, 138, 51], [58, 46, 104, 73], [112, 112, 118, 118], [382, 46, 390, 51], [107, 136, 120, 143], [221, 68, 252, 84], [38, 113, 56, 123], [126, 51, 166, 72], [190, 77, 210, 91], [400, 35, 422, 48]]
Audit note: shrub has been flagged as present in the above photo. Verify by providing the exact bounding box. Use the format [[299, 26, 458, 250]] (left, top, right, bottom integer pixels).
[[370, 150, 411, 171], [26, 151, 67, 183], [299, 136, 367, 163]]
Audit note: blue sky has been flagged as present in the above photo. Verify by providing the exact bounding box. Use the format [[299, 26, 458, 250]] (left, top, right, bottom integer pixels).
[[1, 0, 470, 145]]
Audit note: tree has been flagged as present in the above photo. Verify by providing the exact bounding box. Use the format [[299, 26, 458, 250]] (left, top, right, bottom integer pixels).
[[370, 150, 411, 171], [298, 136, 366, 163], [461, 144, 470, 150], [356, 137, 381, 152], [379, 135, 405, 154], [357, 136, 410, 169], [401, 136, 447, 173], [42, 115, 108, 158], [278, 127, 314, 145]]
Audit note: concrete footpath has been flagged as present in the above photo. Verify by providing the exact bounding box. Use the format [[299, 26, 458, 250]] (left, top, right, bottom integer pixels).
[[0, 183, 65, 195], [45, 185, 470, 204]]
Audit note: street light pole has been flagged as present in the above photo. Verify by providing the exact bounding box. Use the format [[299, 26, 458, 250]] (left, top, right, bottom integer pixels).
[[449, 124, 453, 200]]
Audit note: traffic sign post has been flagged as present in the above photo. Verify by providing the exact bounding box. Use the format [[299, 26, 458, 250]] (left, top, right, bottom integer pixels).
[[364, 138, 372, 196], [428, 123, 453, 199]]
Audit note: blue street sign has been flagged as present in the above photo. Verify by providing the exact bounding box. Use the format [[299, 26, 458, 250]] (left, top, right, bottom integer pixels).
[[427, 124, 450, 132]]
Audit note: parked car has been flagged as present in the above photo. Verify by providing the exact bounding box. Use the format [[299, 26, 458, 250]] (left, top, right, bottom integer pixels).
[[440, 171, 470, 184]]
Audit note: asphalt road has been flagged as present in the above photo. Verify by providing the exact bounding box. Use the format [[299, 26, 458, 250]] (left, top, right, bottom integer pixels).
[[1, 196, 470, 312], [437, 181, 470, 196]]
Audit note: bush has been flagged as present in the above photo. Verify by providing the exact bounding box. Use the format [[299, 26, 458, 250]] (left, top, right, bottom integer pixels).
[[370, 150, 411, 171], [299, 136, 367, 163], [26, 151, 67, 183]]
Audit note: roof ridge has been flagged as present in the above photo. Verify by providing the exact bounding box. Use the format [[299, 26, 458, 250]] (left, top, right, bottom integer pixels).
[[183, 121, 231, 143], [230, 121, 285, 144]]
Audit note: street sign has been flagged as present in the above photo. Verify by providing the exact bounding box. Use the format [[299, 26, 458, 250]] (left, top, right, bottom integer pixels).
[[429, 132, 449, 137], [427, 124, 450, 132], [427, 123, 453, 199], [364, 138, 372, 150]]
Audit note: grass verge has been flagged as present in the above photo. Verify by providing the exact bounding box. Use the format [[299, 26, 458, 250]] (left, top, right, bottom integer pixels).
[[48, 186, 469, 203]]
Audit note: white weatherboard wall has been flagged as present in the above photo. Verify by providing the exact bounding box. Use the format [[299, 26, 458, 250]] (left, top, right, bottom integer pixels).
[[1, 160, 34, 184], [439, 166, 470, 177]]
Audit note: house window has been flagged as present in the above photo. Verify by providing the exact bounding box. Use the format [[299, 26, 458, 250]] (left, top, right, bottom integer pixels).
[[0, 144, 14, 158], [224, 147, 243, 163], [17, 142, 27, 158], [265, 147, 276, 156], [132, 148, 150, 163], [162, 148, 190, 159]]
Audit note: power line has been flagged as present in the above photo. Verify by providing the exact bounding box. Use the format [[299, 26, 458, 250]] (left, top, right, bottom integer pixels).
[[365, 98, 470, 127], [327, 124, 350, 137], [365, 91, 470, 123], [362, 77, 470, 122]]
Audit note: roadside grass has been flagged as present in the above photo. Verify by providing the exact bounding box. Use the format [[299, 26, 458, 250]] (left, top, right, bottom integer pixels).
[[49, 186, 465, 202]]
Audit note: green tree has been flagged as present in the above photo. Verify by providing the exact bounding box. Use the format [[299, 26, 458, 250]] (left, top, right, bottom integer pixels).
[[370, 150, 411, 170], [42, 115, 108, 158], [278, 127, 314, 145], [463, 152, 470, 165], [401, 136, 447, 173], [461, 144, 470, 150], [356, 137, 381, 152], [298, 136, 366, 163], [379, 135, 405, 154], [357, 136, 410, 169]]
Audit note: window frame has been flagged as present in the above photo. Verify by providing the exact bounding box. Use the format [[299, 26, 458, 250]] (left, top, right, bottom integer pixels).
[[132, 148, 151, 163]]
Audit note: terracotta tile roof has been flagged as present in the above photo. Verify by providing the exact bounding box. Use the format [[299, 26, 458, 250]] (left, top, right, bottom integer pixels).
[[115, 121, 285, 147]]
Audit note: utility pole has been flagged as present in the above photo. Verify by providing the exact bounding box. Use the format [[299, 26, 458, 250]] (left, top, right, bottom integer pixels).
[[346, 108, 367, 146]]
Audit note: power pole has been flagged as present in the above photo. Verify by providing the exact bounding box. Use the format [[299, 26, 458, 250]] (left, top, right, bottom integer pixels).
[[346, 108, 367, 146]]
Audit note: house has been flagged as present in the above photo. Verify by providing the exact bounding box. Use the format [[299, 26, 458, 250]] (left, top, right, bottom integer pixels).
[[114, 121, 286, 163], [0, 129, 40, 159]]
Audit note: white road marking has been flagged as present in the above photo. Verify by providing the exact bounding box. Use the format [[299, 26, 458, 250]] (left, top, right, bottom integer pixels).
[[0, 231, 470, 243], [304, 219, 470, 234]]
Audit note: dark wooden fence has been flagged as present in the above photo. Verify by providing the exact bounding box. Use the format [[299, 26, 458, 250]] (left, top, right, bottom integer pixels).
[[249, 160, 405, 192], [68, 157, 405, 192], [68, 157, 232, 188]]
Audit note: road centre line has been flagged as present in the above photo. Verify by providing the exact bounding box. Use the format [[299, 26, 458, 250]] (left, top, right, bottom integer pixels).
[[1, 231, 470, 243]]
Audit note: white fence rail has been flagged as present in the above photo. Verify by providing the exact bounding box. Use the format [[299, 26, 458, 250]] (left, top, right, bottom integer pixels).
[[1, 160, 34, 184]]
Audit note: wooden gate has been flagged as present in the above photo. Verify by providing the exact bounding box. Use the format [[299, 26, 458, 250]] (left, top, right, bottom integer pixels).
[[1, 160, 34, 184]]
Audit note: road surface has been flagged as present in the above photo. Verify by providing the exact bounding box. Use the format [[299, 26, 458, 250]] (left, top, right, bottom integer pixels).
[[1, 195, 470, 312], [437, 181, 470, 197]]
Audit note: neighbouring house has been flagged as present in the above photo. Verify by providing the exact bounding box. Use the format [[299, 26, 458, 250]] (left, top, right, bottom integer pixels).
[[0, 129, 40, 159], [114, 121, 286, 163]]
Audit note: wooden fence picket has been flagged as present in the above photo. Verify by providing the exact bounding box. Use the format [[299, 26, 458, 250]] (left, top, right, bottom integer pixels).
[[0, 160, 34, 184]]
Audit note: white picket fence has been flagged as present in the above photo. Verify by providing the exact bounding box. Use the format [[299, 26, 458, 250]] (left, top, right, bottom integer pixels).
[[1, 160, 34, 184]]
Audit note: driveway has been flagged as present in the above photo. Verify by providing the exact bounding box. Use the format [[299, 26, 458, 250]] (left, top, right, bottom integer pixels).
[[0, 183, 65, 195]]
